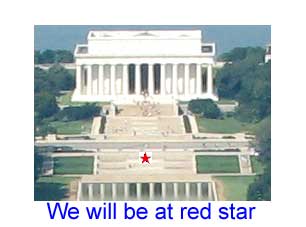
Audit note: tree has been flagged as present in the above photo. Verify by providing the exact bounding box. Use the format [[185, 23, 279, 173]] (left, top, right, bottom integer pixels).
[[218, 47, 248, 62], [34, 49, 74, 64], [40, 49, 56, 64], [34, 67, 58, 95], [247, 117, 271, 201], [48, 64, 75, 91], [216, 47, 270, 122], [54, 50, 74, 63], [255, 117, 271, 162], [219, 47, 265, 63], [35, 92, 59, 119], [188, 99, 221, 119], [247, 163, 271, 201], [34, 50, 41, 64]]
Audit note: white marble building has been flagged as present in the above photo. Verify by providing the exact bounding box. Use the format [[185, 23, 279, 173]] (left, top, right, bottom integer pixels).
[[72, 30, 218, 104]]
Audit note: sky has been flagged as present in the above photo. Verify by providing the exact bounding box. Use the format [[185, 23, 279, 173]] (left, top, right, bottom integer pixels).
[[34, 25, 271, 55]]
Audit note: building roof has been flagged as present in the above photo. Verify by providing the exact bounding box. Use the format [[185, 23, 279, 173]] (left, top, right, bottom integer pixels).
[[87, 30, 202, 40]]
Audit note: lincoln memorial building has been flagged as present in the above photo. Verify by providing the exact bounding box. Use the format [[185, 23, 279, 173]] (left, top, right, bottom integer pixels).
[[72, 30, 218, 104]]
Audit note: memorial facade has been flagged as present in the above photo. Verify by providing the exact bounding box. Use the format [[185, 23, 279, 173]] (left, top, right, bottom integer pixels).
[[72, 30, 218, 104]]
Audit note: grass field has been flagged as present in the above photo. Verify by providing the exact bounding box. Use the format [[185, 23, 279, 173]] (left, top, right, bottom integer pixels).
[[56, 91, 86, 106], [196, 116, 256, 134], [53, 157, 94, 175], [57, 91, 110, 107], [196, 155, 240, 173], [49, 119, 92, 134], [251, 156, 265, 174], [216, 99, 237, 105], [34, 176, 77, 201], [215, 176, 256, 201]]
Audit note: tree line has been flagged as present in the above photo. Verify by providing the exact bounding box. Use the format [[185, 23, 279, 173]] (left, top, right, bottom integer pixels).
[[217, 47, 271, 200], [35, 49, 74, 64]]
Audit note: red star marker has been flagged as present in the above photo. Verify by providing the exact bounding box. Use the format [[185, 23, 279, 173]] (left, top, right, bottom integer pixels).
[[141, 152, 151, 164]]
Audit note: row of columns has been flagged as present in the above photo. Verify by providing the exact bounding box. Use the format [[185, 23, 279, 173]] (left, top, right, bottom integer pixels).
[[83, 182, 213, 201], [76, 63, 214, 97]]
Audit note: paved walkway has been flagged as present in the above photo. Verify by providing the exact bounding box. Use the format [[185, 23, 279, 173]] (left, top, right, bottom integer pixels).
[[95, 151, 196, 175], [188, 115, 199, 133], [239, 154, 253, 174], [91, 116, 101, 136]]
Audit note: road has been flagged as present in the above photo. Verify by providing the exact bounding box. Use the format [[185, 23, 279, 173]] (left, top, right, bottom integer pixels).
[[35, 140, 249, 150]]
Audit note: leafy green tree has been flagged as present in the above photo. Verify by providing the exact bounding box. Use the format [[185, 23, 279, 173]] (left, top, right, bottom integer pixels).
[[247, 163, 271, 201], [54, 50, 74, 63], [219, 47, 265, 63], [34, 92, 59, 119], [34, 49, 74, 64], [247, 116, 271, 201], [255, 117, 271, 162], [34, 67, 58, 95], [34, 50, 41, 64], [216, 47, 270, 122], [219, 47, 248, 62], [40, 49, 56, 63], [188, 99, 221, 119], [48, 64, 75, 91]]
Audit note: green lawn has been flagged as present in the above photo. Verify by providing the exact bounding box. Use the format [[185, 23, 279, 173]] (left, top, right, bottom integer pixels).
[[57, 91, 110, 107], [215, 176, 256, 201], [49, 119, 92, 134], [196, 155, 240, 173], [34, 176, 77, 201], [251, 156, 265, 174], [56, 91, 85, 106], [53, 157, 94, 175], [196, 116, 255, 134], [216, 99, 237, 105]]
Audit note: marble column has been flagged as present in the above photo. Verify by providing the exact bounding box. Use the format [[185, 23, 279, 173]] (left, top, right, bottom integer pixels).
[[110, 64, 116, 96], [88, 183, 93, 201], [148, 64, 154, 95], [87, 65, 92, 95], [123, 64, 128, 95], [76, 65, 82, 94], [137, 183, 142, 200], [172, 64, 178, 97], [112, 183, 117, 200], [173, 183, 178, 200], [184, 64, 189, 96], [162, 183, 166, 200], [207, 65, 213, 94], [100, 184, 105, 200], [208, 182, 213, 200], [124, 183, 129, 200], [185, 182, 190, 198], [149, 183, 154, 200], [197, 183, 202, 199], [98, 65, 104, 95], [196, 64, 202, 95], [135, 64, 141, 95], [160, 64, 166, 96]]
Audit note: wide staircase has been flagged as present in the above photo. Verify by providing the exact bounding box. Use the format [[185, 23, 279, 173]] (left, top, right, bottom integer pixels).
[[104, 115, 188, 140]]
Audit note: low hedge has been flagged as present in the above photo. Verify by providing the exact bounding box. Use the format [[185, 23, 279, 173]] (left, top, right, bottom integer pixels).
[[183, 115, 192, 133], [99, 116, 107, 134]]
